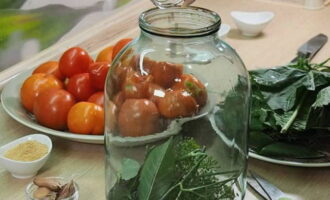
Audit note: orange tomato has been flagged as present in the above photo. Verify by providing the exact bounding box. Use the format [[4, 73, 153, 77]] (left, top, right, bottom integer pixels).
[[67, 102, 104, 135], [157, 89, 198, 118], [88, 92, 104, 107], [172, 74, 207, 107], [112, 38, 133, 60], [96, 46, 113, 63], [20, 73, 63, 112], [118, 99, 160, 137], [33, 61, 64, 81]]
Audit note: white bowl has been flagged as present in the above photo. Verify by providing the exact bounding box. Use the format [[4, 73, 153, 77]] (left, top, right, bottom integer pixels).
[[0, 134, 52, 179], [231, 11, 274, 37], [218, 23, 231, 39]]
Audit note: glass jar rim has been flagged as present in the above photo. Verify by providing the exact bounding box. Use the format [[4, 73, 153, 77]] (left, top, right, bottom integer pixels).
[[139, 6, 221, 38]]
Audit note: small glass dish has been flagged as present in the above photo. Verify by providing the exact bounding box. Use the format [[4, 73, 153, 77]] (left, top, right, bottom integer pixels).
[[25, 177, 79, 200]]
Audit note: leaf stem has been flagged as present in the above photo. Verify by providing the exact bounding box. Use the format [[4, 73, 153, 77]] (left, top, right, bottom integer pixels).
[[280, 92, 307, 133]]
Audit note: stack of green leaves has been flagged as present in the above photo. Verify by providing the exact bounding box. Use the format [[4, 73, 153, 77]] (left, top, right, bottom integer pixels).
[[249, 58, 330, 159], [109, 137, 239, 200]]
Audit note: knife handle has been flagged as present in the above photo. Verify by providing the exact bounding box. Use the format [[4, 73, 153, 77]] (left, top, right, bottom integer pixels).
[[291, 52, 311, 63]]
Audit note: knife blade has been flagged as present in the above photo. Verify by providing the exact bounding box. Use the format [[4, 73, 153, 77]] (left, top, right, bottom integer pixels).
[[291, 33, 328, 63], [247, 175, 270, 200], [248, 170, 292, 200]]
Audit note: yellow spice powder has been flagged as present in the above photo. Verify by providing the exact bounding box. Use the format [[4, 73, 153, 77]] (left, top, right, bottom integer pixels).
[[4, 140, 48, 162]]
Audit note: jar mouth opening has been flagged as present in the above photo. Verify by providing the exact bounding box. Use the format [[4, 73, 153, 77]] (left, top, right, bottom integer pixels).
[[139, 7, 221, 38]]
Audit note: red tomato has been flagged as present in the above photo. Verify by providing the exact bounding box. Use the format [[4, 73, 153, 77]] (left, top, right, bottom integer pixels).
[[20, 73, 63, 112], [88, 92, 104, 107], [122, 71, 153, 99], [88, 62, 110, 91], [107, 100, 118, 131], [33, 61, 64, 81], [112, 38, 133, 60], [147, 83, 165, 104], [33, 88, 75, 130], [67, 73, 95, 101], [112, 91, 125, 108], [157, 89, 198, 118], [96, 45, 113, 63], [67, 102, 104, 135], [172, 74, 208, 107], [112, 62, 135, 90], [143, 57, 183, 88], [59, 47, 93, 78], [118, 99, 160, 137]]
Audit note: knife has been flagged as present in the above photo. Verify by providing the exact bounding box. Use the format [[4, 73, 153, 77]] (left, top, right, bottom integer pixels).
[[247, 170, 292, 200], [291, 33, 328, 63]]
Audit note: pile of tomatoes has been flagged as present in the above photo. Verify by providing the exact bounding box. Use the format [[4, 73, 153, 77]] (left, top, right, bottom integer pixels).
[[20, 38, 132, 135], [109, 54, 208, 137]]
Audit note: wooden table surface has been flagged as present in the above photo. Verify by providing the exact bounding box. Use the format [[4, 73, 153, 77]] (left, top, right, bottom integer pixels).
[[1, 0, 330, 199]]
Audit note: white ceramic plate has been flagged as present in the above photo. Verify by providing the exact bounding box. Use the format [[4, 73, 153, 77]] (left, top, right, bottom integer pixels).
[[1, 70, 104, 144], [249, 151, 330, 167]]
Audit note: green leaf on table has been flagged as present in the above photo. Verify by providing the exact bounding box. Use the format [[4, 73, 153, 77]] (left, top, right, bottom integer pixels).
[[249, 131, 274, 151], [250, 59, 330, 135], [312, 86, 330, 108], [250, 89, 277, 131], [137, 137, 176, 200], [259, 142, 324, 159], [250, 66, 306, 88], [120, 158, 140, 181]]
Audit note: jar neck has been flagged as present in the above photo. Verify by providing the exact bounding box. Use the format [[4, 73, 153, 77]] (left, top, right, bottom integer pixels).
[[139, 29, 218, 45], [139, 7, 221, 38]]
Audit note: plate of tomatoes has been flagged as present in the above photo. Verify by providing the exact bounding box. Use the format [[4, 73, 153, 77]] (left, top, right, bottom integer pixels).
[[1, 39, 132, 144]]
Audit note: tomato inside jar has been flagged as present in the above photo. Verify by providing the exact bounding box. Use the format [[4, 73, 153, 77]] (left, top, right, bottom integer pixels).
[[106, 55, 208, 138]]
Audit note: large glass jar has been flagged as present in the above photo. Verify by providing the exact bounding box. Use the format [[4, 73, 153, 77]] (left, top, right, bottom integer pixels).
[[105, 6, 250, 200]]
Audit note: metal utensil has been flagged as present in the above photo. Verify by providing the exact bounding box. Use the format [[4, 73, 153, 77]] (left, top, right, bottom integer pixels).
[[247, 170, 292, 200], [291, 33, 328, 63]]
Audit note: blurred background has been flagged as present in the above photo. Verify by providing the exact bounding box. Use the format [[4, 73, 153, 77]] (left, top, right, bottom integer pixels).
[[0, 0, 133, 71]]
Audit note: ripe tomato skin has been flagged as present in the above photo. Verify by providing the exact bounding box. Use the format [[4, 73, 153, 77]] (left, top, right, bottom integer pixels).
[[33, 88, 75, 130], [143, 57, 183, 88], [66, 73, 95, 101], [20, 73, 63, 112], [96, 46, 113, 63], [118, 99, 160, 137], [67, 102, 104, 135], [112, 91, 125, 108], [147, 83, 165, 104], [33, 61, 65, 81], [112, 38, 133, 60], [88, 92, 104, 107], [107, 100, 118, 131], [59, 47, 93, 78], [88, 62, 110, 91], [172, 74, 208, 107], [158, 89, 198, 118], [122, 71, 153, 99]]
